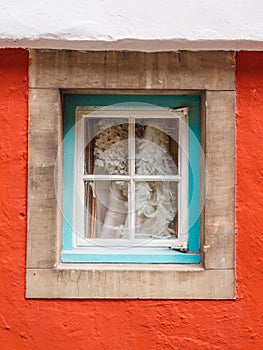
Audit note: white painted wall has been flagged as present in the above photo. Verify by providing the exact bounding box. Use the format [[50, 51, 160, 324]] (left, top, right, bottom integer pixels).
[[0, 0, 263, 50]]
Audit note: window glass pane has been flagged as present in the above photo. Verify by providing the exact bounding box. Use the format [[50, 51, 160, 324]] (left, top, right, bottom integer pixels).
[[85, 118, 129, 175], [85, 180, 129, 239], [135, 181, 178, 239], [135, 118, 178, 175]]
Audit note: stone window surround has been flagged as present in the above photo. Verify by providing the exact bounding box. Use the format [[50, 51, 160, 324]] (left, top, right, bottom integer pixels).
[[26, 50, 235, 299]]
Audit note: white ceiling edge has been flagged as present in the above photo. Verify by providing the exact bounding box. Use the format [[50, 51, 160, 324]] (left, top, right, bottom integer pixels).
[[1, 38, 263, 51]]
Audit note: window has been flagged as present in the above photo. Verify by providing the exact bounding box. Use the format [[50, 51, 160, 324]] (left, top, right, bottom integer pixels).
[[61, 95, 201, 263], [27, 50, 235, 299]]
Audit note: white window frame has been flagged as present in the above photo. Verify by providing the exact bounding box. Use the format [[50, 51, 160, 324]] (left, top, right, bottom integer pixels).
[[72, 108, 189, 251]]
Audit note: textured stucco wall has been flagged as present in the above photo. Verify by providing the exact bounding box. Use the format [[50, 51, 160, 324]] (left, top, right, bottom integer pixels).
[[0, 49, 263, 349], [0, 1, 263, 50]]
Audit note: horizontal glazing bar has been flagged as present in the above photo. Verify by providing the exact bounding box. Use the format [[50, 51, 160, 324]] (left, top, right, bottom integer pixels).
[[133, 175, 181, 181], [83, 175, 181, 181]]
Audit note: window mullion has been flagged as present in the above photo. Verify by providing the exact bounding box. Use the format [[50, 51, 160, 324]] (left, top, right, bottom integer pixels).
[[129, 116, 135, 176], [129, 179, 136, 240], [129, 116, 136, 239]]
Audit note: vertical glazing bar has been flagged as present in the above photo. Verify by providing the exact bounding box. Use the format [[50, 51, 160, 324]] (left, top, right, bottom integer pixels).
[[129, 116, 136, 239], [129, 116, 135, 176], [129, 179, 136, 240]]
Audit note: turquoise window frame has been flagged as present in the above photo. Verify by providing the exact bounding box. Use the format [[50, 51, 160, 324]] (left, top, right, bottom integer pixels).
[[61, 94, 201, 264]]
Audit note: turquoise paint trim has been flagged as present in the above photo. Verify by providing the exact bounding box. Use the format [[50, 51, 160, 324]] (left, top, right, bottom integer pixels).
[[62, 94, 201, 263], [62, 97, 76, 250], [61, 249, 200, 264], [188, 106, 201, 252], [64, 94, 200, 112]]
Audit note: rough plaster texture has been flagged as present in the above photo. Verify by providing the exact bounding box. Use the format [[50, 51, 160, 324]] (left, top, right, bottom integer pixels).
[[0, 0, 263, 50], [0, 49, 263, 349]]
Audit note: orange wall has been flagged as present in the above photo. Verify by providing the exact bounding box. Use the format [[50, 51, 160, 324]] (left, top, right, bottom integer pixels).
[[0, 49, 262, 350]]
